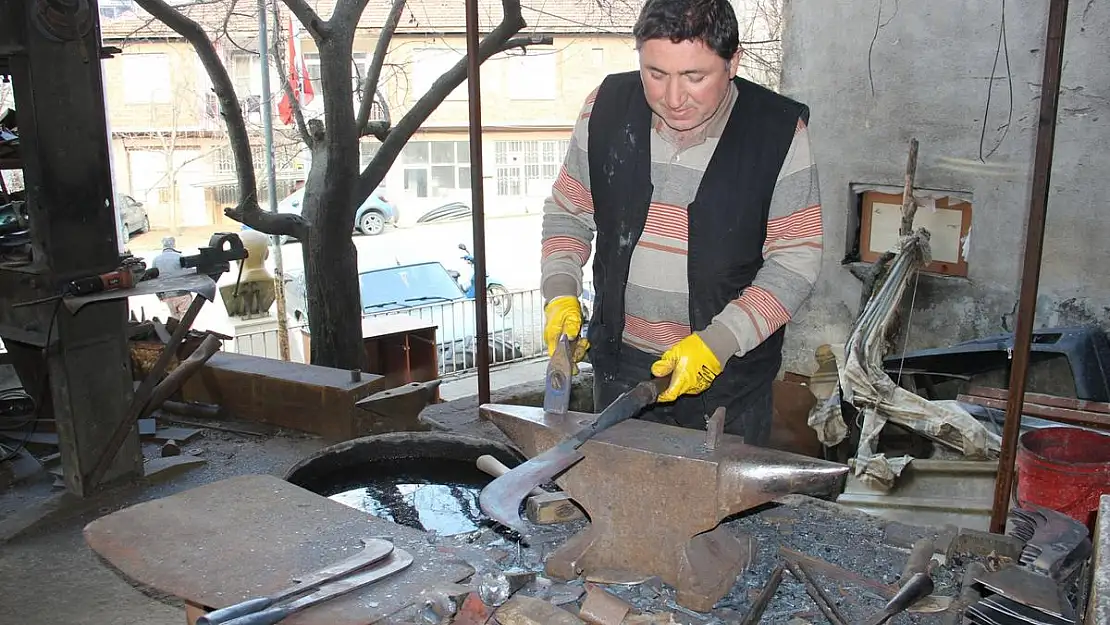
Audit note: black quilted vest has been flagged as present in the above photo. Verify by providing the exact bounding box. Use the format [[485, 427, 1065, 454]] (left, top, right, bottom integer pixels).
[[586, 71, 808, 403]]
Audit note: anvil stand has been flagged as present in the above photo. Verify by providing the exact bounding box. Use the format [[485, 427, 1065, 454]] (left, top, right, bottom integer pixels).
[[479, 403, 849, 612]]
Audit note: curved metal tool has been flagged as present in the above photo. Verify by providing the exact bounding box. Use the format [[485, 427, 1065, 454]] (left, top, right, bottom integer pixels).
[[480, 375, 670, 533], [219, 547, 414, 625], [197, 538, 395, 625]]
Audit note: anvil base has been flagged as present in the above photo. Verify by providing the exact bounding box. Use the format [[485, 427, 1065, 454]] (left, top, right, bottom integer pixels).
[[479, 404, 849, 612]]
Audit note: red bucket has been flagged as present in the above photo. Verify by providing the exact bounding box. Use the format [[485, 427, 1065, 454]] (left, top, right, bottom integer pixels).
[[1016, 426, 1110, 532]]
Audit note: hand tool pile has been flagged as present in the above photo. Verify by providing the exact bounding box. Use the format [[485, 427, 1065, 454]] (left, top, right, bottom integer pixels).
[[964, 504, 1092, 625], [196, 537, 412, 625], [739, 538, 939, 625]]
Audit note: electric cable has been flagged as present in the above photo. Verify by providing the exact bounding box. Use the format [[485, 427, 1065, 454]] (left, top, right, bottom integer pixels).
[[0, 296, 63, 464]]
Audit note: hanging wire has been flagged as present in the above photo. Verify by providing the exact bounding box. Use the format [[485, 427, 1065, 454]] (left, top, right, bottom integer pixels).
[[978, 0, 1014, 161]]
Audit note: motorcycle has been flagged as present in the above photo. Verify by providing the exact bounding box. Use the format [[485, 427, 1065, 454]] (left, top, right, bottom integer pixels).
[[449, 243, 512, 315]]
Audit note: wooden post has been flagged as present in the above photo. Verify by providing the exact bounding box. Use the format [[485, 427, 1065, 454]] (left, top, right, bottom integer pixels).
[[899, 138, 920, 236], [0, 2, 142, 495]]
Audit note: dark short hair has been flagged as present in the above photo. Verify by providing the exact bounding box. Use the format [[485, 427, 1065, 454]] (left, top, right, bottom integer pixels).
[[633, 0, 740, 60]]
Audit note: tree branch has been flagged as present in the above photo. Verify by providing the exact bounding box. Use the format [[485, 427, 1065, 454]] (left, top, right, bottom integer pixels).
[[133, 0, 308, 239], [272, 1, 313, 149], [355, 0, 527, 198], [498, 34, 553, 53], [364, 92, 391, 141], [279, 0, 328, 42], [333, 0, 373, 32], [356, 0, 405, 135]]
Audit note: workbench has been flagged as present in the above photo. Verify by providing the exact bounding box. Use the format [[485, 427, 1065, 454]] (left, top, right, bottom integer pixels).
[[83, 474, 475, 625]]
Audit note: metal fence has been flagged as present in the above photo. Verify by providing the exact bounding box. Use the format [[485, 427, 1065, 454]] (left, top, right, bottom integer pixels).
[[226, 284, 594, 378]]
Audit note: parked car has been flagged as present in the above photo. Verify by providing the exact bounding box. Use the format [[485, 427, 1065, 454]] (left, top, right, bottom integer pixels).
[[285, 261, 524, 374], [276, 186, 398, 239], [116, 193, 149, 236], [416, 201, 471, 224]]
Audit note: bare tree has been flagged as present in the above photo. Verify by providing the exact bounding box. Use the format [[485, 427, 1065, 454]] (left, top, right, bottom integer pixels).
[[134, 0, 538, 369], [736, 0, 783, 91]]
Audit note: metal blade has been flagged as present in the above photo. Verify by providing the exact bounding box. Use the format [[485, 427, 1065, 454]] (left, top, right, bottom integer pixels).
[[284, 547, 415, 613], [479, 438, 584, 533], [198, 538, 395, 625]]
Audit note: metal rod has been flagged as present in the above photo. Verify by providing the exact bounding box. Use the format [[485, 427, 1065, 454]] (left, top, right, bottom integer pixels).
[[785, 559, 849, 625], [258, 0, 291, 362], [464, 0, 490, 404], [989, 0, 1069, 534]]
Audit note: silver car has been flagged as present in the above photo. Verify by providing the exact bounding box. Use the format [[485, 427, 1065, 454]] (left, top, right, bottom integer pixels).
[[116, 193, 150, 236]]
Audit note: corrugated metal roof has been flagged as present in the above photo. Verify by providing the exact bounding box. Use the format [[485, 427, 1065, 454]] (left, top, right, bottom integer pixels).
[[99, 0, 640, 39]]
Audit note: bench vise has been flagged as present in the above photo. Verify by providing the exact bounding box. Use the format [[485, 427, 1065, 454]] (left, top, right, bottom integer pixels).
[[181, 232, 249, 280]]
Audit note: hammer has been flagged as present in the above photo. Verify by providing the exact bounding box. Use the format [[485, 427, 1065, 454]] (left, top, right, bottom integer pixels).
[[476, 455, 545, 498], [476, 455, 583, 524]]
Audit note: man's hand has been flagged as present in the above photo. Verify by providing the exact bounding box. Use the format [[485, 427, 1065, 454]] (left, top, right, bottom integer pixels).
[[543, 296, 590, 363], [650, 334, 723, 403]]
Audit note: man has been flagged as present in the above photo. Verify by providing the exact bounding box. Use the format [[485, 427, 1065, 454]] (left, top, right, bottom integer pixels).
[[152, 236, 193, 319], [539, 0, 822, 446]]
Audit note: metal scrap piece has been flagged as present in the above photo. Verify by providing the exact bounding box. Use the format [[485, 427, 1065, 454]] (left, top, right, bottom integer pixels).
[[579, 583, 633, 625], [1007, 504, 1091, 581], [973, 565, 1077, 620]]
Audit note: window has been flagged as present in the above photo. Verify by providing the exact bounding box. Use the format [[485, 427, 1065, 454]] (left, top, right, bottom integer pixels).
[[495, 140, 568, 197], [857, 189, 972, 277], [301, 53, 366, 94], [507, 51, 557, 100], [359, 141, 380, 170], [412, 49, 466, 101], [230, 53, 262, 97], [212, 145, 303, 176], [122, 54, 171, 103], [402, 140, 470, 198]]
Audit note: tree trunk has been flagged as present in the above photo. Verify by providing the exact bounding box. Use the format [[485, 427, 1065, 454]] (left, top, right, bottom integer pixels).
[[300, 36, 366, 370]]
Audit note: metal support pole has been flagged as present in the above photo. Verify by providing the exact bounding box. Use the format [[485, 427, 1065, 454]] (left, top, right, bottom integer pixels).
[[464, 0, 491, 404], [989, 0, 1069, 534], [258, 0, 291, 361]]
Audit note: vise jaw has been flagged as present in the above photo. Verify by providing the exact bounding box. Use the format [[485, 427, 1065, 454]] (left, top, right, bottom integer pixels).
[[479, 403, 849, 612]]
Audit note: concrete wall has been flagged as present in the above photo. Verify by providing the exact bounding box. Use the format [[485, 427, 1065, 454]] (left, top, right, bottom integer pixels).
[[779, 0, 1110, 374]]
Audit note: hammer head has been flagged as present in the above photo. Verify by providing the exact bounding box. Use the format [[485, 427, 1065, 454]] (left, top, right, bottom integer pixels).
[[543, 334, 574, 415]]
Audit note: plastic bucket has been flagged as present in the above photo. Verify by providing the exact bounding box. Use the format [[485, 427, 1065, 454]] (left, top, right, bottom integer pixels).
[[1016, 426, 1110, 532]]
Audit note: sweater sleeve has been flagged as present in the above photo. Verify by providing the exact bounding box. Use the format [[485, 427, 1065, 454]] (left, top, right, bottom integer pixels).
[[539, 88, 599, 302], [698, 118, 824, 360]]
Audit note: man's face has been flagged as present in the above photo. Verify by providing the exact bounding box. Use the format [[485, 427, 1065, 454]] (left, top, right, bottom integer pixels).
[[638, 38, 739, 132]]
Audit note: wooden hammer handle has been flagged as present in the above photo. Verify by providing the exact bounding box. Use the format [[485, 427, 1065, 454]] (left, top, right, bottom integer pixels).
[[476, 455, 545, 497]]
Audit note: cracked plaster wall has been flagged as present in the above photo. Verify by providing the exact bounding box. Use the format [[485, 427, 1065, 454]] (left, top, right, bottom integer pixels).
[[778, 0, 1110, 375]]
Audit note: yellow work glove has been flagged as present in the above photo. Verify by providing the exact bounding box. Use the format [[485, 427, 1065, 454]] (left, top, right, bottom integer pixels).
[[543, 295, 590, 364], [650, 333, 723, 403]]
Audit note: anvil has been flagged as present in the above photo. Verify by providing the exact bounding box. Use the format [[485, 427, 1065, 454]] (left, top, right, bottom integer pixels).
[[479, 403, 850, 612]]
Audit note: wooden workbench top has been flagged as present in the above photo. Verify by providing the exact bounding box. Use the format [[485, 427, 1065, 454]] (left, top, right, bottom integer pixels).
[[83, 474, 474, 624]]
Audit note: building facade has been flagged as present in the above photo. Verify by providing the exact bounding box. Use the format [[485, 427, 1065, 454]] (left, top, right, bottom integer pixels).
[[97, 0, 641, 230]]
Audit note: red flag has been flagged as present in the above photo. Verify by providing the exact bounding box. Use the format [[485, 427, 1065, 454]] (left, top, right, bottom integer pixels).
[[278, 16, 314, 125]]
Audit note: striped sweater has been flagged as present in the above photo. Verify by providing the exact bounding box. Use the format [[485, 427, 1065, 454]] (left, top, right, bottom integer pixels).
[[540, 81, 823, 362]]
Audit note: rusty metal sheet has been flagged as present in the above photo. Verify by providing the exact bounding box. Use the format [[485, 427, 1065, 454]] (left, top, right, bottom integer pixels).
[[82, 474, 473, 625]]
